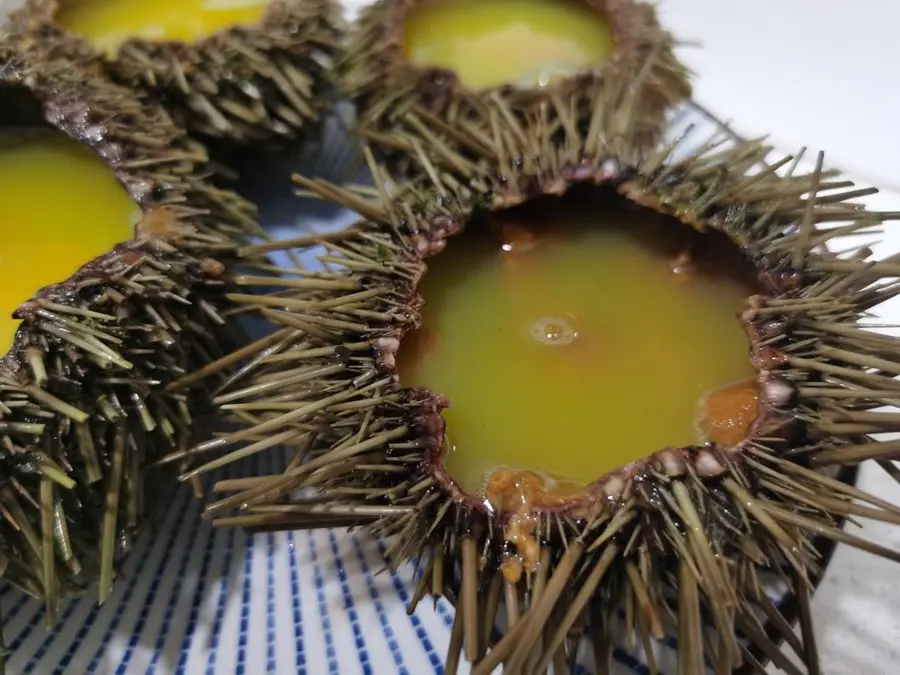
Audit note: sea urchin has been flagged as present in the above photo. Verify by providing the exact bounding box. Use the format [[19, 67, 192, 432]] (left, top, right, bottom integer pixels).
[[339, 0, 691, 177], [0, 28, 260, 622], [11, 0, 343, 146], [190, 93, 900, 674]]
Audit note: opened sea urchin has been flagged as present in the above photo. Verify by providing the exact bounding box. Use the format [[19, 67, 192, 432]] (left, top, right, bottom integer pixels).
[[0, 31, 261, 623], [340, 0, 691, 176], [11, 0, 342, 146], [190, 85, 900, 674]]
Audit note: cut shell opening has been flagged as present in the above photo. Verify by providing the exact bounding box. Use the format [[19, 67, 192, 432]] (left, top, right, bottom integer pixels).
[[187, 93, 900, 670], [340, 0, 691, 178], [55, 0, 270, 54], [401, 0, 616, 91], [398, 185, 769, 518], [0, 92, 142, 350]]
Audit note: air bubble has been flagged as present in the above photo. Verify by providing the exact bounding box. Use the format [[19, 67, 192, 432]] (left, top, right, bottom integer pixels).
[[530, 315, 577, 346]]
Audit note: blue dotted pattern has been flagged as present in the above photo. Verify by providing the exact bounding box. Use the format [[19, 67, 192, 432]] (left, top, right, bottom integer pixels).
[[19, 589, 79, 673], [285, 531, 308, 673], [171, 496, 221, 673], [360, 537, 440, 672], [327, 530, 373, 675], [0, 591, 32, 666], [3, 466, 675, 675], [265, 532, 277, 674], [2, 593, 31, 637], [234, 524, 254, 675], [84, 488, 194, 674], [349, 535, 412, 675], [308, 532, 340, 675], [204, 517, 238, 675], [7, 595, 45, 656], [34, 489, 165, 673], [0, 422, 670, 675], [128, 496, 204, 675], [49, 587, 108, 671], [263, 452, 278, 674], [37, 487, 184, 675]]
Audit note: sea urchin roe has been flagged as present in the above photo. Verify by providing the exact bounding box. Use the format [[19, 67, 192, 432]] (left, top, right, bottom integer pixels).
[[484, 468, 588, 581], [698, 379, 760, 447], [398, 190, 759, 498], [502, 511, 539, 583], [56, 0, 269, 54], [402, 0, 615, 91], [482, 467, 585, 512], [0, 132, 138, 350]]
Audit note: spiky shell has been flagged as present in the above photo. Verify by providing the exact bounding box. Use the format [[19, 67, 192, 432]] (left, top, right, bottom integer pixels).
[[10, 0, 343, 146], [339, 0, 691, 177], [0, 28, 263, 622], [192, 61, 900, 673]]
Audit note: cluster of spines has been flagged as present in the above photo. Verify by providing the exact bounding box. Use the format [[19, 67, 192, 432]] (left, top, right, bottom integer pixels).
[[175, 88, 900, 674], [338, 0, 692, 177], [10, 0, 345, 144], [0, 32, 263, 622], [110, 0, 344, 144]]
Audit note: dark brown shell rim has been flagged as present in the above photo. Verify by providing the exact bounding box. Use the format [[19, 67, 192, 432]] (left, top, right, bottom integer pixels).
[[368, 168, 804, 519], [0, 108, 140, 373]]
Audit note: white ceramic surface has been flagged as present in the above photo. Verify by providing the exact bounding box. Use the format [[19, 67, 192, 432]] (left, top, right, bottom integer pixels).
[[2, 1, 900, 673]]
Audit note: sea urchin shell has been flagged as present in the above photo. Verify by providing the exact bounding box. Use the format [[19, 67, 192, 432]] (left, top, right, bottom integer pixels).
[[188, 90, 900, 674], [11, 0, 343, 146], [0, 29, 260, 622], [339, 0, 691, 178]]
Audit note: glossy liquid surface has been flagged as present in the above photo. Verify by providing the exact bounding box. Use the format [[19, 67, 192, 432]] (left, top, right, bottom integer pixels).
[[0, 132, 138, 350], [402, 0, 615, 90], [57, 0, 268, 53], [398, 191, 757, 497]]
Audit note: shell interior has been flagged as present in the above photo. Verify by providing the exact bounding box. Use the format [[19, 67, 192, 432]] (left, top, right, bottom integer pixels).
[[55, 0, 270, 54], [401, 0, 616, 90], [397, 185, 761, 504], [0, 127, 140, 350]]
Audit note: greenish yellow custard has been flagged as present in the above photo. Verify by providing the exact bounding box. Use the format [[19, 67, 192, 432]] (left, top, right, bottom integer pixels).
[[398, 189, 760, 515], [0, 131, 139, 350], [56, 0, 269, 54], [402, 0, 615, 90]]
